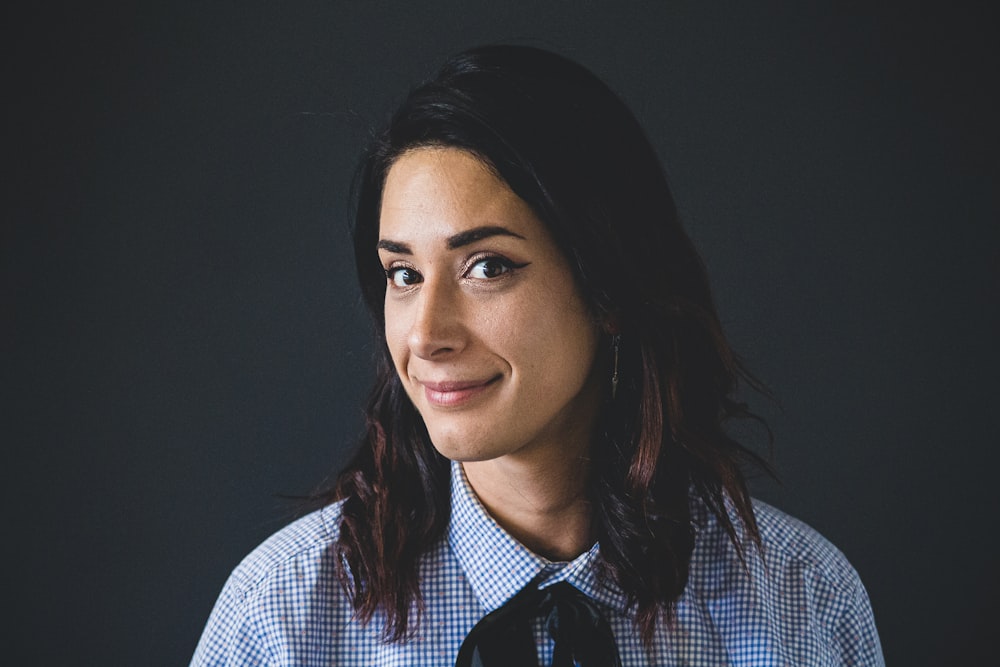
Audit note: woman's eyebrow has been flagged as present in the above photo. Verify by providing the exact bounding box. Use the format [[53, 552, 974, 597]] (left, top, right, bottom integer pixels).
[[377, 226, 526, 254], [447, 225, 525, 249], [376, 239, 411, 254]]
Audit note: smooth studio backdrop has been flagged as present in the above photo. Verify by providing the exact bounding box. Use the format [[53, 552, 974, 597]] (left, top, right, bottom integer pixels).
[[6, 1, 996, 664]]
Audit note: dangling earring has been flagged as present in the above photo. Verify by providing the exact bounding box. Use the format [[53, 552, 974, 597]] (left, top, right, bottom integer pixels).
[[611, 334, 621, 399]]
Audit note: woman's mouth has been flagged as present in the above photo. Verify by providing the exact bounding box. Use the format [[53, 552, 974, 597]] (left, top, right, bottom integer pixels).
[[419, 376, 501, 408]]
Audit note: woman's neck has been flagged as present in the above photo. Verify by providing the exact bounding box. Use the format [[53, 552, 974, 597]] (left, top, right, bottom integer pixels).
[[462, 455, 594, 562]]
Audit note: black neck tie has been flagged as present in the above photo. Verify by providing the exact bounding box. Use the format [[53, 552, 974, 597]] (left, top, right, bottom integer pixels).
[[455, 581, 623, 667]]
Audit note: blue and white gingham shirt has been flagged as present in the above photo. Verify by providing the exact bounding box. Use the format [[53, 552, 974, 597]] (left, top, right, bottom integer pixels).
[[192, 462, 884, 665]]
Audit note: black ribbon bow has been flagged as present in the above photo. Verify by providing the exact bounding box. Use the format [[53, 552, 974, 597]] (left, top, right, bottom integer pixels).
[[455, 581, 623, 667]]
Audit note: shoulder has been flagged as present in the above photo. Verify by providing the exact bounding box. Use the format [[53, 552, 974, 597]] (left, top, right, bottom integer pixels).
[[691, 497, 863, 599], [753, 500, 884, 663], [191, 502, 349, 666], [225, 501, 344, 597], [688, 498, 885, 665], [751, 499, 859, 588]]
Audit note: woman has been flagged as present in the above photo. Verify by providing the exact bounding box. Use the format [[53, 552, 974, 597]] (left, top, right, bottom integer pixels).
[[193, 45, 884, 666]]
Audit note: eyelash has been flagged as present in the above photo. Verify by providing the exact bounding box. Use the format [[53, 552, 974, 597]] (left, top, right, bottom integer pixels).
[[383, 253, 528, 288]]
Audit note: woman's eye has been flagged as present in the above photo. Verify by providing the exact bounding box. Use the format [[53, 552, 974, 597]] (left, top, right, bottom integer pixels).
[[468, 257, 514, 279], [386, 266, 422, 287]]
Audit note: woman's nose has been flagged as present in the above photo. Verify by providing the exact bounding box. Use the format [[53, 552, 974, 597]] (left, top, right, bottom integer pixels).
[[407, 279, 466, 359]]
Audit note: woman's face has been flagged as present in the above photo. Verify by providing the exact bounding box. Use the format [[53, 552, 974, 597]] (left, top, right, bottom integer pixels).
[[378, 147, 603, 465]]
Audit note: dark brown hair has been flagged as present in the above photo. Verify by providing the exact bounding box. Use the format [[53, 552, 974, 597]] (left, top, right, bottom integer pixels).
[[328, 44, 772, 642]]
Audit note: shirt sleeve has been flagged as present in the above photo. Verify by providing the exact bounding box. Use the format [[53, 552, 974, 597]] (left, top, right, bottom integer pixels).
[[190, 573, 273, 667], [833, 575, 885, 667]]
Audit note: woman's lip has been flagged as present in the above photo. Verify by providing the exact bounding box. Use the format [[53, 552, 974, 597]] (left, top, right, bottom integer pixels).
[[419, 376, 500, 407], [420, 378, 494, 392]]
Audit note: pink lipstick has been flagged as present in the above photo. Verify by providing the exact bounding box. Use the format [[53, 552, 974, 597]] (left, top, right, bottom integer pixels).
[[419, 376, 500, 407]]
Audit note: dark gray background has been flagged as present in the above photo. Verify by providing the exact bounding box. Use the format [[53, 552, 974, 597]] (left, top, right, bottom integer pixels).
[[5, 1, 996, 664]]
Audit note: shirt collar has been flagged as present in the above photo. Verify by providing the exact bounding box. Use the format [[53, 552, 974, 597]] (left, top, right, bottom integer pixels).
[[446, 461, 629, 615]]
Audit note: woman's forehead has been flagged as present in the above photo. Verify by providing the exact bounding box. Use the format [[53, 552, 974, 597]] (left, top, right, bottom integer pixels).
[[378, 147, 542, 245]]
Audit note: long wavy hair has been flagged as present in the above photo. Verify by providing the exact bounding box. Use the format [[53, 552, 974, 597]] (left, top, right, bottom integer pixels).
[[327, 44, 772, 642]]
